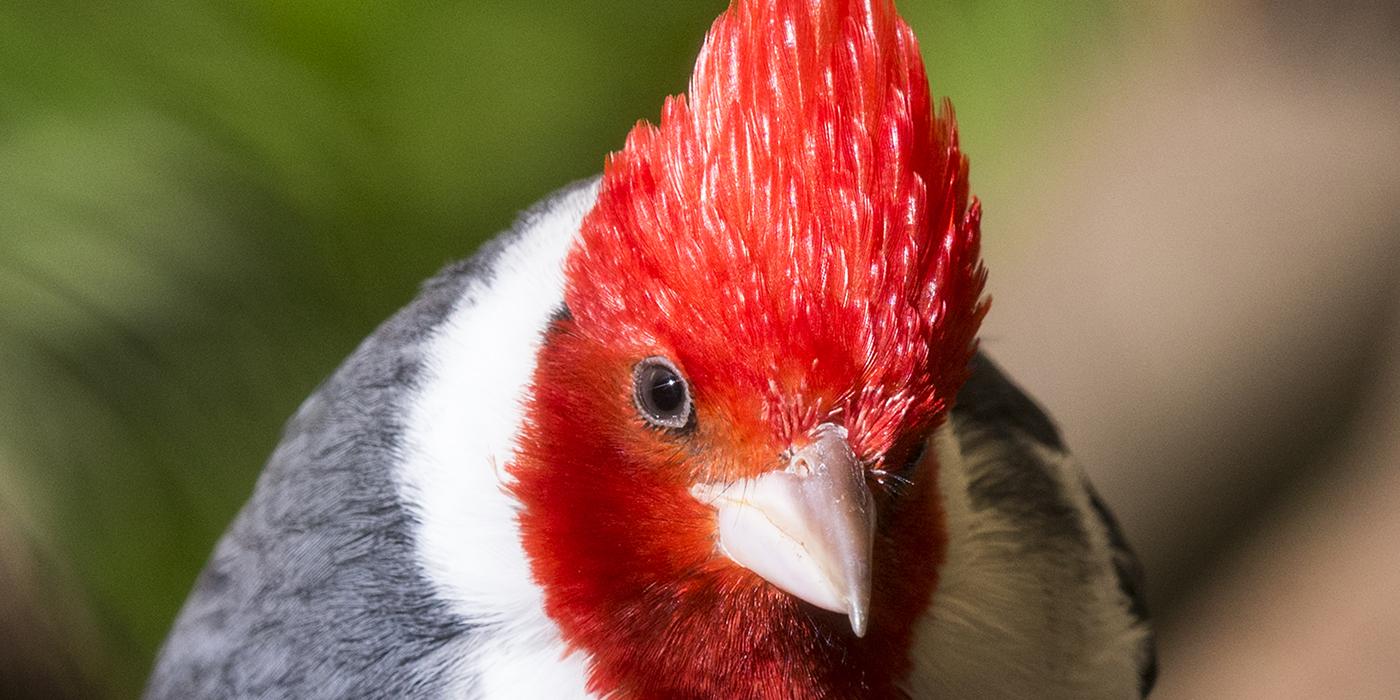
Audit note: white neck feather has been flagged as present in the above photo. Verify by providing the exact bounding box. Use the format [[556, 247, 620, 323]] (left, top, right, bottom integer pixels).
[[395, 183, 601, 699]]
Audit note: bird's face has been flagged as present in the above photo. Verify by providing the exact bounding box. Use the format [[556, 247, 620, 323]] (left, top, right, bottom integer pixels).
[[515, 314, 969, 697], [509, 0, 985, 696]]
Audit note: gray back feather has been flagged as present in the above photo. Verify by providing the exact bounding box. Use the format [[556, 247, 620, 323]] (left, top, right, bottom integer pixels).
[[145, 181, 596, 699]]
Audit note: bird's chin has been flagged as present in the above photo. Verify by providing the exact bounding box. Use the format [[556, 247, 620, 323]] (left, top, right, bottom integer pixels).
[[690, 423, 875, 636]]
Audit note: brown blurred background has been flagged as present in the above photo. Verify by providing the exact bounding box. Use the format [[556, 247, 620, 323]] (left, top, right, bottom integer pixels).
[[1, 0, 1398, 697]]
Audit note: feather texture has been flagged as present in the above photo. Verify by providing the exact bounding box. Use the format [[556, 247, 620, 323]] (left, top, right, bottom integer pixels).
[[568, 0, 987, 459]]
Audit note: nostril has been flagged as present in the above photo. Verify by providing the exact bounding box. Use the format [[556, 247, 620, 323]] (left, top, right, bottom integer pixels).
[[788, 456, 815, 478]]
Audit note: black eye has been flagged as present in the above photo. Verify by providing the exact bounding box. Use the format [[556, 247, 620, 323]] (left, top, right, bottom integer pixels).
[[633, 357, 692, 430], [902, 436, 928, 472]]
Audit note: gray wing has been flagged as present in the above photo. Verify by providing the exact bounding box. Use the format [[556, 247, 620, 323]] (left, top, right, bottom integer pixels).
[[953, 352, 1157, 697], [145, 179, 598, 699]]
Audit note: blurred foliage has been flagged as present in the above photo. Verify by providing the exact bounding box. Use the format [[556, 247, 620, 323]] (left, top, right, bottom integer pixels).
[[0, 0, 1116, 695]]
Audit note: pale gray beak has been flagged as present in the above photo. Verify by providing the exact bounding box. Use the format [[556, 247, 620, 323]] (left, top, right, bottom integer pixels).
[[691, 423, 876, 636]]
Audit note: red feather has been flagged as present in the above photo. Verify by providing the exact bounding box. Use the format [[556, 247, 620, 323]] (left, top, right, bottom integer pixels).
[[512, 1, 986, 697], [567, 0, 986, 459]]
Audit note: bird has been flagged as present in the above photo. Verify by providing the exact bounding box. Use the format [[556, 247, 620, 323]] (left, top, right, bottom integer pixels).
[[147, 0, 1154, 697]]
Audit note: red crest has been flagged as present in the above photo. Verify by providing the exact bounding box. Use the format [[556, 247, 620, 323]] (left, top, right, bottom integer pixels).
[[517, 2, 986, 696], [566, 0, 987, 455]]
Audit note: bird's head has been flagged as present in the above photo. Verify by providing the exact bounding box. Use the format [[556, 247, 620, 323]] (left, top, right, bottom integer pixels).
[[509, 0, 986, 695]]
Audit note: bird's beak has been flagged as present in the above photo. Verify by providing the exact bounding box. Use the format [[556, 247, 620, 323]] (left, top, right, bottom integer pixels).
[[691, 423, 875, 636]]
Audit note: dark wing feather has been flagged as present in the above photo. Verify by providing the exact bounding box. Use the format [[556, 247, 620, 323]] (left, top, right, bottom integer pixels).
[[953, 352, 1157, 696], [1085, 481, 1158, 695]]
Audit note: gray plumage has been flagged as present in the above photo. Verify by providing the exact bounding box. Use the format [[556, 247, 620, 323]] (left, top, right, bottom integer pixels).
[[145, 183, 594, 699]]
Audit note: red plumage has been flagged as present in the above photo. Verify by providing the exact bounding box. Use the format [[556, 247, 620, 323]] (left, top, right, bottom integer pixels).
[[568, 0, 986, 460], [512, 0, 986, 697]]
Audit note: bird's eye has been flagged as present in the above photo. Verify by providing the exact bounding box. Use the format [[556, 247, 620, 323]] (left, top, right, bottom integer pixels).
[[902, 437, 928, 472], [633, 357, 692, 430]]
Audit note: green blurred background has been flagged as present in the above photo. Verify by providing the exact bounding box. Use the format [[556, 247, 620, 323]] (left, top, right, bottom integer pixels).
[[3, 1, 1398, 697]]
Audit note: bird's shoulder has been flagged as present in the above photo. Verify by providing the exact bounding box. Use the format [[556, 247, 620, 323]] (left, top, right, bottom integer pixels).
[[906, 352, 1156, 697], [144, 178, 603, 699]]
